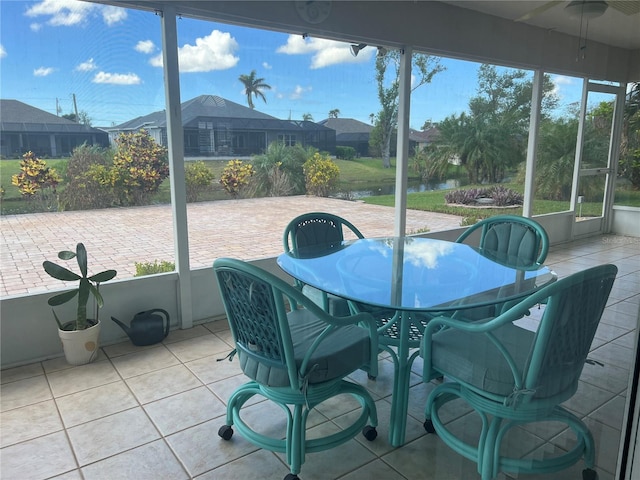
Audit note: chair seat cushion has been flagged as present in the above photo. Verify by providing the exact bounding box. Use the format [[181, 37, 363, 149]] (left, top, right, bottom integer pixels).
[[431, 322, 534, 396], [302, 284, 351, 316], [238, 308, 370, 387]]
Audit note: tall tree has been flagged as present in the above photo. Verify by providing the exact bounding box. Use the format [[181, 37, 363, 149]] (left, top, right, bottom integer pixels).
[[427, 65, 557, 183], [238, 70, 271, 109], [302, 113, 314, 121], [620, 82, 640, 188], [372, 50, 444, 168], [328, 109, 340, 118]]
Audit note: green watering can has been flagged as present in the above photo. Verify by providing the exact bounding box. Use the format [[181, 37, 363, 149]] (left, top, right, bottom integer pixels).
[[111, 309, 170, 346]]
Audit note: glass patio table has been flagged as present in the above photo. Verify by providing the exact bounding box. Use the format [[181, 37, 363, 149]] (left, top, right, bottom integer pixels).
[[277, 236, 557, 447]]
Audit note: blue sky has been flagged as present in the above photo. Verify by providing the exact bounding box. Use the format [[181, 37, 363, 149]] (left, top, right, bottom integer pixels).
[[0, 0, 583, 129]]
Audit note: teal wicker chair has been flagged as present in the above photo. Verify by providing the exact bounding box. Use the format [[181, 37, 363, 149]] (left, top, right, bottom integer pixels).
[[283, 212, 365, 316], [214, 258, 379, 480], [420, 264, 617, 480], [454, 215, 550, 320], [456, 214, 549, 267]]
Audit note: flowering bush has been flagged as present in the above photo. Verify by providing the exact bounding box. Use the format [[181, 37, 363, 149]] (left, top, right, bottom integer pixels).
[[303, 152, 340, 197], [11, 151, 61, 210], [220, 159, 255, 198], [185, 161, 215, 202]]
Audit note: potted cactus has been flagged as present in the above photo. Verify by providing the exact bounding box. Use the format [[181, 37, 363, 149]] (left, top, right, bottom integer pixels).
[[43, 243, 117, 365]]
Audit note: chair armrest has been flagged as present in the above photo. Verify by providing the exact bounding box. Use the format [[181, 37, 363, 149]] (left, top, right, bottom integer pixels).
[[420, 289, 547, 383]]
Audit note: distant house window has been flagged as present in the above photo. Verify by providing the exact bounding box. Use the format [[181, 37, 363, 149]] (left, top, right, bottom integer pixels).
[[278, 134, 296, 146]]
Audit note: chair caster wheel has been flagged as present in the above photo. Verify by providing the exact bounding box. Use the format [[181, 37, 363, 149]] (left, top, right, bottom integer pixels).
[[362, 425, 377, 441], [284, 474, 300, 480], [424, 419, 436, 434], [218, 425, 233, 440], [582, 468, 598, 480]]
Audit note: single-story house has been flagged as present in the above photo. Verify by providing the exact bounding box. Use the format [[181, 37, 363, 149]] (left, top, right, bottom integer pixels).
[[319, 118, 440, 157], [317, 117, 373, 157], [409, 127, 439, 151], [0, 99, 109, 158], [106, 95, 336, 157]]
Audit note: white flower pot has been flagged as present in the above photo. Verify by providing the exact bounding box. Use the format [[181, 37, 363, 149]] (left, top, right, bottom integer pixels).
[[58, 320, 101, 365]]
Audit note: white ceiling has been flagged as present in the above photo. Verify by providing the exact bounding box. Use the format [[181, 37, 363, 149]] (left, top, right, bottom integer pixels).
[[443, 1, 640, 50]]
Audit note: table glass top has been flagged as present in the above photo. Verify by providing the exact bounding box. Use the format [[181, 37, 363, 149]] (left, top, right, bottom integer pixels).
[[277, 237, 556, 312]]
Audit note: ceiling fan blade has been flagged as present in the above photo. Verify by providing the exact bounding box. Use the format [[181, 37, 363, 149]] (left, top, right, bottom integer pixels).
[[608, 0, 640, 16], [516, 0, 564, 21]]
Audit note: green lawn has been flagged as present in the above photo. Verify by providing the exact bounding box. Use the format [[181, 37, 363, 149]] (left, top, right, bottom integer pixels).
[[361, 182, 639, 219], [2, 157, 638, 217]]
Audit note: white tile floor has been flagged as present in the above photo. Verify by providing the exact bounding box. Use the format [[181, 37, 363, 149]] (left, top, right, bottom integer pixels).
[[1, 234, 638, 480]]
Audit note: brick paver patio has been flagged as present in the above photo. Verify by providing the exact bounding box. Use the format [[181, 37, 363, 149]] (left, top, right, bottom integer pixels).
[[0, 196, 463, 297]]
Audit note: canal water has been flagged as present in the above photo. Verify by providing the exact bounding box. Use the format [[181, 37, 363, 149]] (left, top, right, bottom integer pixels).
[[340, 178, 468, 199]]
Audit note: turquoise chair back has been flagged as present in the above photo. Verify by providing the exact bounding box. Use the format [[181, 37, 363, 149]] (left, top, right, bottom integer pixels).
[[523, 263, 617, 402], [283, 212, 364, 257], [456, 215, 549, 267]]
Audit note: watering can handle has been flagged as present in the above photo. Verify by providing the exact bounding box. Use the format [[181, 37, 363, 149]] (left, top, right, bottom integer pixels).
[[144, 308, 170, 336]]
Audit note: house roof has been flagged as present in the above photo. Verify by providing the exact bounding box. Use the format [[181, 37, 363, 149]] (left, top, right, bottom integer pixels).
[[318, 118, 373, 135], [409, 127, 439, 143], [0, 99, 105, 134], [111, 94, 281, 130]]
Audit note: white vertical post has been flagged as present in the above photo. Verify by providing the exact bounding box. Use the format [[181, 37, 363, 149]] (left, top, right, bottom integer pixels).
[[570, 78, 589, 240], [523, 70, 543, 218], [394, 46, 412, 238], [161, 7, 193, 328]]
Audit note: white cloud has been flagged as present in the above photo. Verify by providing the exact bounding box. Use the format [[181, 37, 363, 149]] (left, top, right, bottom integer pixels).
[[135, 40, 156, 54], [262, 62, 272, 70], [26, 0, 94, 26], [34, 67, 54, 77], [25, 0, 126, 27], [0, 44, 6, 59], [30, 23, 42, 32], [551, 75, 575, 98], [277, 35, 317, 55], [554, 75, 574, 85], [290, 85, 312, 100], [92, 72, 141, 85], [150, 30, 239, 72], [102, 6, 127, 25], [75, 58, 97, 72], [276, 35, 372, 69]]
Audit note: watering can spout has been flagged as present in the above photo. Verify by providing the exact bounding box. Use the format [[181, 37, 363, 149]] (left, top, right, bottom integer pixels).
[[110, 316, 131, 336], [110, 309, 170, 346]]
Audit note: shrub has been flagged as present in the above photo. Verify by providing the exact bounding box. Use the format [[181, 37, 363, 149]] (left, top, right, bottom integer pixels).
[[445, 186, 523, 206], [336, 146, 356, 160], [410, 145, 449, 183], [134, 260, 175, 277], [109, 129, 169, 206], [251, 142, 307, 196], [445, 188, 481, 205], [303, 152, 340, 197], [59, 143, 114, 210], [185, 161, 215, 202], [11, 151, 61, 211], [220, 159, 255, 198]]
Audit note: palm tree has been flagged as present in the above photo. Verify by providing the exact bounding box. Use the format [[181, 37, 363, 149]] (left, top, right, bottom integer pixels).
[[328, 109, 340, 118], [238, 70, 271, 109], [302, 113, 314, 121]]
